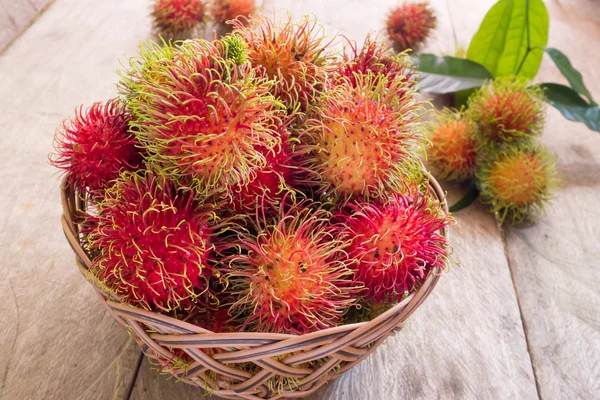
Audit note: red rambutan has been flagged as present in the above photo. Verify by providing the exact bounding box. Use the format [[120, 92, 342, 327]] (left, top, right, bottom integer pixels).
[[210, 0, 256, 26], [151, 0, 207, 39], [386, 1, 437, 52], [86, 171, 222, 312], [227, 125, 296, 214], [336, 35, 417, 92], [122, 39, 283, 195], [299, 73, 424, 200], [50, 99, 141, 192], [226, 201, 358, 334], [231, 15, 334, 112], [342, 191, 451, 304]]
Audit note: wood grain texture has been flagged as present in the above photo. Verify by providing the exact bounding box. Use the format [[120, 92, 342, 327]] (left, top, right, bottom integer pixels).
[[504, 1, 600, 398], [0, 0, 54, 54], [0, 1, 153, 399]]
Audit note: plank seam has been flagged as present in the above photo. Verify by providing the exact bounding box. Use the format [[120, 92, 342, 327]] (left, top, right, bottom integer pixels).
[[125, 352, 144, 400], [501, 226, 543, 400], [0, 0, 59, 56]]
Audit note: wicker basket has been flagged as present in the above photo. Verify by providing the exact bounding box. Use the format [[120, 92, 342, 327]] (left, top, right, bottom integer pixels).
[[60, 174, 449, 400]]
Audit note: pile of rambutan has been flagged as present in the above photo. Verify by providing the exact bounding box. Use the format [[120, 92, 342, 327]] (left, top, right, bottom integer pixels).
[[425, 78, 560, 223], [150, 0, 257, 39], [52, 14, 452, 389]]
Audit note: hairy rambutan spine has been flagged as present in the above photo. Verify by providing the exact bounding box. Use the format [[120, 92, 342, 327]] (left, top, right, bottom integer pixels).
[[386, 1, 437, 52], [86, 171, 226, 312], [151, 0, 207, 39], [231, 14, 335, 112], [468, 78, 546, 146], [425, 108, 478, 181], [120, 39, 284, 195], [336, 34, 417, 91], [225, 200, 358, 334], [342, 191, 452, 304], [477, 144, 560, 224], [50, 99, 141, 192], [298, 72, 425, 201]]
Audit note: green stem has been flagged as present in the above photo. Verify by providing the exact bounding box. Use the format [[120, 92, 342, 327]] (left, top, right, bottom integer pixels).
[[515, 0, 531, 75]]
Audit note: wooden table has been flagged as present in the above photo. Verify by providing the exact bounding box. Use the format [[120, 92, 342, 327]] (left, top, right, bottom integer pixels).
[[0, 0, 598, 399]]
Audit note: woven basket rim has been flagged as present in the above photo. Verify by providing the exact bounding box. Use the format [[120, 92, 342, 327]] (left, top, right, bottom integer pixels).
[[60, 170, 449, 338]]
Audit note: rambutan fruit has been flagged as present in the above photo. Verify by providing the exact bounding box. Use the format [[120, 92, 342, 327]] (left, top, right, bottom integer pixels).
[[227, 126, 297, 214], [299, 73, 424, 201], [122, 39, 283, 195], [468, 78, 545, 145], [231, 15, 334, 112], [86, 171, 223, 312], [477, 144, 559, 224], [386, 1, 437, 52], [342, 191, 452, 304], [336, 35, 417, 92], [210, 0, 256, 27], [50, 99, 142, 193], [226, 201, 358, 334], [151, 0, 207, 39], [425, 109, 478, 182]]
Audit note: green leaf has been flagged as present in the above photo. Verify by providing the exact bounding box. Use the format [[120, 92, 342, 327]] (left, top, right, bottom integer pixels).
[[541, 83, 600, 132], [412, 54, 493, 94], [542, 47, 596, 105], [467, 0, 549, 79], [449, 181, 480, 213]]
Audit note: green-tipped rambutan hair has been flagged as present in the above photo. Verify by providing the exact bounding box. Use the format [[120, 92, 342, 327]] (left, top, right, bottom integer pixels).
[[224, 199, 359, 334], [298, 71, 425, 202], [468, 78, 546, 147], [425, 108, 478, 182], [151, 0, 207, 40], [477, 144, 560, 224], [231, 14, 335, 113], [119, 39, 285, 195], [220, 34, 248, 65], [336, 34, 417, 92]]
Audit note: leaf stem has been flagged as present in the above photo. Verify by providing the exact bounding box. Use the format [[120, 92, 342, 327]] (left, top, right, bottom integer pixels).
[[446, 0, 459, 53], [515, 0, 531, 75]]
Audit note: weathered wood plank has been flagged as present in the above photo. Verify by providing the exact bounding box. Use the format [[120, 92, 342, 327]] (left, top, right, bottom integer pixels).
[[125, 1, 538, 398], [504, 1, 600, 398], [0, 0, 154, 398], [0, 0, 55, 54]]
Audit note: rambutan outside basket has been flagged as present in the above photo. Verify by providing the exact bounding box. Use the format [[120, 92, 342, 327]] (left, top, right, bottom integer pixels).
[[60, 172, 449, 400]]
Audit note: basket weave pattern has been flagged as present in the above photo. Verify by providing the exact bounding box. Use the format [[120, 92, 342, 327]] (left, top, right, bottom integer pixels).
[[60, 176, 449, 400]]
